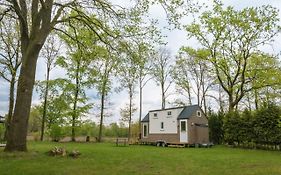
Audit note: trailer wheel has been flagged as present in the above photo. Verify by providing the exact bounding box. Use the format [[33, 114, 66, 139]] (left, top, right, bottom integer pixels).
[[161, 142, 166, 147], [156, 142, 161, 147]]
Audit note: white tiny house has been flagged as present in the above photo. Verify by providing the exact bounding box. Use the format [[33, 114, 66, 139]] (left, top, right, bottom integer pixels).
[[141, 105, 209, 146]]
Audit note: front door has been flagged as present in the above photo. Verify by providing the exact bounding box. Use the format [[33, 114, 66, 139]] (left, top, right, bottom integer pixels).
[[180, 120, 188, 143]]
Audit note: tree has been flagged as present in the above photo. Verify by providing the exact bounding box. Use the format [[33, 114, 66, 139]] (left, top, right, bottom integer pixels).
[[56, 51, 92, 142], [172, 57, 192, 106], [151, 47, 173, 109], [0, 17, 21, 140], [36, 78, 71, 131], [120, 103, 137, 141], [136, 43, 153, 139], [223, 111, 241, 145], [253, 103, 281, 146], [118, 51, 139, 142], [185, 3, 281, 112], [28, 105, 42, 133], [174, 47, 213, 112], [246, 53, 281, 110], [39, 34, 60, 141], [92, 47, 119, 142], [208, 110, 224, 144]]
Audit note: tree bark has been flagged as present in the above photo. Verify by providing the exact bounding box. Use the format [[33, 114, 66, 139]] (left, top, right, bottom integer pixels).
[[71, 62, 80, 142], [40, 66, 50, 141], [138, 80, 142, 139], [228, 95, 235, 112], [4, 76, 16, 140], [254, 89, 259, 110], [98, 89, 105, 142], [161, 82, 165, 109], [5, 44, 42, 152], [128, 87, 132, 142], [187, 86, 192, 105]]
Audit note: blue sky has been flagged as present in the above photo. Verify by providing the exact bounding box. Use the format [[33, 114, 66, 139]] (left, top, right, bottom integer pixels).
[[0, 0, 281, 125]]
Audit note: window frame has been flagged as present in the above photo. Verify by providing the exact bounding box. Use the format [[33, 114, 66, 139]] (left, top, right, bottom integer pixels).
[[143, 124, 148, 138], [160, 122, 164, 130], [197, 111, 201, 117], [180, 121, 186, 132], [153, 113, 158, 118]]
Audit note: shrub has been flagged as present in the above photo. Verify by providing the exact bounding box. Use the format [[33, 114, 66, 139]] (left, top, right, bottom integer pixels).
[[49, 124, 64, 142]]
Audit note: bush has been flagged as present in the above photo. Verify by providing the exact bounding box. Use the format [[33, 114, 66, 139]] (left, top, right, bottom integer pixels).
[[0, 125, 5, 142], [208, 111, 224, 144], [49, 124, 64, 142]]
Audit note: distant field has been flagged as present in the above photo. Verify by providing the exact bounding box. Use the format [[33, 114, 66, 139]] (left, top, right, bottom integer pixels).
[[0, 142, 281, 175]]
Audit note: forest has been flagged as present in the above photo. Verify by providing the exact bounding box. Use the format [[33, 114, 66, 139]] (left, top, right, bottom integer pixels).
[[0, 0, 281, 152]]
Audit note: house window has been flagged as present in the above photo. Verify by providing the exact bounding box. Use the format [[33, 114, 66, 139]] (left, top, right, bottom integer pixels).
[[143, 124, 148, 138], [154, 113, 157, 118], [161, 122, 164, 130], [181, 121, 186, 132], [167, 111, 172, 116], [197, 111, 201, 117]]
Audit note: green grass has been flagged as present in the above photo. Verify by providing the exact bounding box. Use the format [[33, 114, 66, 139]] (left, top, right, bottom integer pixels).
[[1, 142, 281, 175]]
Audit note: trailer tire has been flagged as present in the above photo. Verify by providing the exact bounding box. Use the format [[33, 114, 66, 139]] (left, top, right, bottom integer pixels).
[[156, 142, 161, 147]]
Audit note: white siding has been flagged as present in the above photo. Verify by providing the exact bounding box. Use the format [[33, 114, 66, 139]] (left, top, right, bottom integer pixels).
[[149, 108, 184, 134]]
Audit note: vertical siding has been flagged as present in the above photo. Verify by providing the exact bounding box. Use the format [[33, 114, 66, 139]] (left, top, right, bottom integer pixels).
[[188, 110, 209, 144]]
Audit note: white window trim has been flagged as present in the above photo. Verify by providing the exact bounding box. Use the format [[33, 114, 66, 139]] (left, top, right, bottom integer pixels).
[[160, 122, 164, 130], [180, 120, 187, 132]]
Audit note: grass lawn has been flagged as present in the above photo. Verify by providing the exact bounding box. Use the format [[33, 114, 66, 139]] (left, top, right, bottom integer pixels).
[[0, 142, 281, 175]]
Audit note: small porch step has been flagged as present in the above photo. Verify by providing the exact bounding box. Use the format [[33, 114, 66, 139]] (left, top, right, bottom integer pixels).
[[168, 144, 185, 148]]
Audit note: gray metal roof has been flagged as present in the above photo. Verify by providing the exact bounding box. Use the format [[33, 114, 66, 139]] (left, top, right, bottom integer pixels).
[[178, 105, 201, 119], [141, 113, 149, 122], [149, 106, 185, 112], [141, 105, 201, 122]]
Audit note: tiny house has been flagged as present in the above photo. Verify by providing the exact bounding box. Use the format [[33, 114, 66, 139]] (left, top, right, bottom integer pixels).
[[141, 105, 209, 146]]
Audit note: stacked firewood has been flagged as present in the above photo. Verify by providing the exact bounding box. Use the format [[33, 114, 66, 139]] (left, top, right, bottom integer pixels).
[[48, 146, 81, 158]]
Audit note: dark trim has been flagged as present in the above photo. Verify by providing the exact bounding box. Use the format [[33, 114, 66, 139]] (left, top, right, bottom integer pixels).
[[149, 106, 187, 112], [193, 123, 209, 127]]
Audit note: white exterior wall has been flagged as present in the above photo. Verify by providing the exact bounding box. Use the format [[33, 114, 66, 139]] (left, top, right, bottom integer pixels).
[[149, 108, 184, 134]]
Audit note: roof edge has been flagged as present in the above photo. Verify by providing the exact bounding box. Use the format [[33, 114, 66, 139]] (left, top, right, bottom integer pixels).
[[149, 105, 199, 112]]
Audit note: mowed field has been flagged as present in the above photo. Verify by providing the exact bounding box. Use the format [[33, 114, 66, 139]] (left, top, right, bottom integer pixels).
[[0, 142, 281, 175]]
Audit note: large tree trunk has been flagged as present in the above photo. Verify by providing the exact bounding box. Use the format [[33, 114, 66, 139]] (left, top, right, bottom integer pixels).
[[5, 45, 41, 152], [40, 66, 50, 141], [4, 76, 16, 140]]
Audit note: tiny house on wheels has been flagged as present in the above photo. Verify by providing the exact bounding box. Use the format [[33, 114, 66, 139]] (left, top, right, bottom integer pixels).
[[140, 105, 209, 147]]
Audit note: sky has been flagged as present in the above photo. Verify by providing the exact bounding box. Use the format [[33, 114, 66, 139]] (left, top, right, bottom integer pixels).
[[1, 0, 281, 125]]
